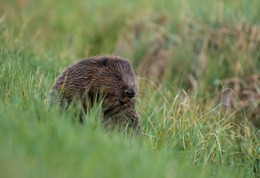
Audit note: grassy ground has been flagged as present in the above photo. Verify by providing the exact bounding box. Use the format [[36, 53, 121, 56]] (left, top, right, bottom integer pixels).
[[0, 0, 260, 177]]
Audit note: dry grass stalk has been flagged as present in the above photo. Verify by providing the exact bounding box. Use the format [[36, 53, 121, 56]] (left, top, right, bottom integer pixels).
[[218, 74, 260, 128]]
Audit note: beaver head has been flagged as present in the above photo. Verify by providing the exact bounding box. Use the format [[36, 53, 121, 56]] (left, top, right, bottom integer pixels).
[[89, 57, 137, 117]]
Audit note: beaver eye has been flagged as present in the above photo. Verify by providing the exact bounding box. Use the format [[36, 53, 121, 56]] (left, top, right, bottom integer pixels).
[[115, 75, 122, 81]]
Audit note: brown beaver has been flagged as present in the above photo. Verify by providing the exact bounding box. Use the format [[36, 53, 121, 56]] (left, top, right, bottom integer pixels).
[[49, 55, 140, 132]]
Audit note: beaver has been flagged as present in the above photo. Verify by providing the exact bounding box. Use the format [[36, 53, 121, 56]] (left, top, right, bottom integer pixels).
[[49, 56, 140, 132]]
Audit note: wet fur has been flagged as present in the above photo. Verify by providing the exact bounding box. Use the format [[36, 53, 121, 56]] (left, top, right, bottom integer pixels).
[[49, 56, 140, 132]]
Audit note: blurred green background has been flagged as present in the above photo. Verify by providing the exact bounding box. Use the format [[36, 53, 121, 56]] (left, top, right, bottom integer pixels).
[[0, 0, 259, 177]]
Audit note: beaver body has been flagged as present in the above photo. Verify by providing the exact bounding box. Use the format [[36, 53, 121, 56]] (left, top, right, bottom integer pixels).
[[49, 56, 140, 132]]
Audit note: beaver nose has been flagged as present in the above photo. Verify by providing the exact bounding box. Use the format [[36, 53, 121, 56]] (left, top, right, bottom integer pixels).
[[125, 88, 135, 98]]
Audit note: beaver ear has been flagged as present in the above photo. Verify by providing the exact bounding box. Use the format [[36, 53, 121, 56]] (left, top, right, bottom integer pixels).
[[101, 58, 108, 67]]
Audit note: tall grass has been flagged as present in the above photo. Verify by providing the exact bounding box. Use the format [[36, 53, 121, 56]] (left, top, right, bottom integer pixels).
[[0, 0, 259, 177]]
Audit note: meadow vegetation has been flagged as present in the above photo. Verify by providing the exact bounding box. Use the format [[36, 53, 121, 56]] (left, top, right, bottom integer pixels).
[[0, 0, 259, 177]]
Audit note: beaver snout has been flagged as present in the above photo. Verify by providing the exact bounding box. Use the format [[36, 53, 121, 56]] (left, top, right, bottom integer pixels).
[[124, 88, 136, 98]]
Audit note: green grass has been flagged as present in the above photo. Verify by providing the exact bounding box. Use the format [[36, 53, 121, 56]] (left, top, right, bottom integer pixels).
[[0, 0, 260, 177]]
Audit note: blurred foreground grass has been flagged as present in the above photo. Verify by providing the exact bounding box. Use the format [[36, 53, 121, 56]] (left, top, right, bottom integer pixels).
[[0, 0, 260, 177]]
